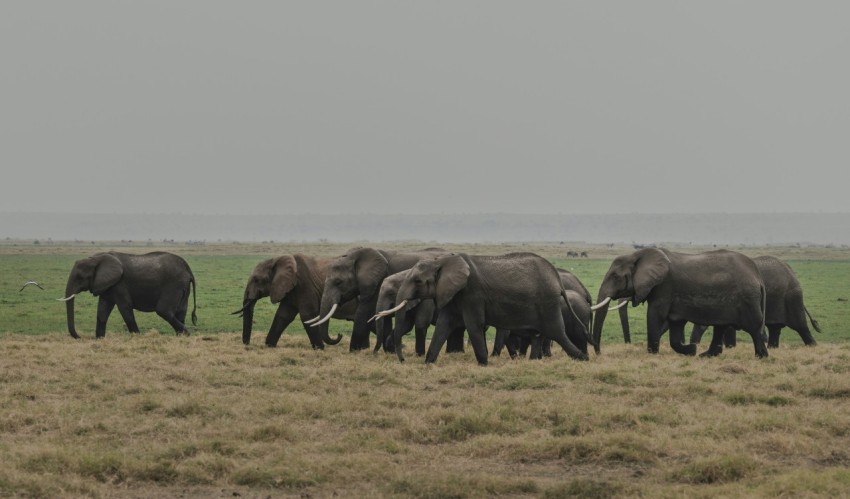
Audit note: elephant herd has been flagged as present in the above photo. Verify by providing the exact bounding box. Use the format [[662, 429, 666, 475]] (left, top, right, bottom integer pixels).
[[59, 247, 821, 363]]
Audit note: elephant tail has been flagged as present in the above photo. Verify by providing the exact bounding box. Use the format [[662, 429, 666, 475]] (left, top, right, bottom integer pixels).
[[190, 276, 198, 326], [804, 306, 822, 333]]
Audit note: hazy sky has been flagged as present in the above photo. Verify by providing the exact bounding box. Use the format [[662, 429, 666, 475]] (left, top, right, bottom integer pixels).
[[2, 2, 849, 215]]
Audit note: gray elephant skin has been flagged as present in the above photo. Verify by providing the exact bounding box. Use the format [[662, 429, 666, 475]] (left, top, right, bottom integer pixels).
[[491, 269, 592, 359], [688, 255, 821, 353], [392, 252, 590, 365], [592, 248, 769, 358], [235, 254, 355, 349], [60, 251, 197, 338], [372, 269, 467, 356], [311, 247, 446, 351]]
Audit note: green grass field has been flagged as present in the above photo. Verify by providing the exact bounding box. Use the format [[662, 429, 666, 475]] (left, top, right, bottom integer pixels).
[[1, 242, 849, 497]]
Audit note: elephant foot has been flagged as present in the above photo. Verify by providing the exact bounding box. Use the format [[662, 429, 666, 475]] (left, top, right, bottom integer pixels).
[[670, 343, 697, 356], [805, 339, 817, 347], [767, 342, 779, 348], [755, 348, 769, 359], [699, 347, 723, 358]]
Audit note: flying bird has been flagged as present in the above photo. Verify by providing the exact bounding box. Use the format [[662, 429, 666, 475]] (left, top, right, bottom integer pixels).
[[19, 281, 45, 292]]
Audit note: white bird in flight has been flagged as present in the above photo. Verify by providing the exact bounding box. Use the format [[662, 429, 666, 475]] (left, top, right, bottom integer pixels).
[[20, 281, 45, 292]]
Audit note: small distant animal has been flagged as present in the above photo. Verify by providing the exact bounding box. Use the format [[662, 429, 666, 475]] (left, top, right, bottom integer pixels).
[[19, 281, 45, 292], [566, 250, 579, 258], [580, 251, 588, 258]]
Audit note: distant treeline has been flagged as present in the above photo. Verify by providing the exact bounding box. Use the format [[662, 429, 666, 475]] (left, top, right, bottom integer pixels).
[[1, 212, 849, 245]]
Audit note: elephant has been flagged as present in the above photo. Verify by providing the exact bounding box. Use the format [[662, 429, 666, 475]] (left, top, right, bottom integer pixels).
[[371, 269, 465, 356], [389, 252, 590, 365], [689, 255, 821, 352], [308, 247, 447, 351], [59, 251, 197, 338], [591, 248, 768, 358], [233, 254, 356, 349], [491, 268, 592, 359]]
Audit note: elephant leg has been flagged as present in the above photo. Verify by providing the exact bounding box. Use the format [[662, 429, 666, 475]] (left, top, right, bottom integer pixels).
[[668, 320, 697, 356], [766, 325, 782, 348], [746, 324, 769, 359], [156, 307, 189, 335], [491, 328, 509, 357], [505, 333, 520, 359], [542, 339, 553, 357], [723, 327, 737, 348], [788, 320, 816, 347], [446, 327, 465, 353], [262, 303, 297, 347], [414, 325, 427, 356], [96, 298, 115, 338], [350, 300, 376, 352], [380, 316, 395, 353], [619, 302, 631, 344], [114, 302, 140, 335], [529, 336, 543, 360], [425, 312, 462, 364], [645, 307, 667, 354], [518, 335, 531, 356], [540, 316, 588, 361], [689, 324, 709, 344], [467, 327, 489, 365], [699, 326, 727, 357]]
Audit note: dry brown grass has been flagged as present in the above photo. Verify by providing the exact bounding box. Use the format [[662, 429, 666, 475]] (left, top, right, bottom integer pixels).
[[2, 332, 850, 498]]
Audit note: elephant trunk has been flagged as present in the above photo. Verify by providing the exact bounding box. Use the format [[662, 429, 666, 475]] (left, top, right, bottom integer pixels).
[[321, 324, 342, 345], [241, 299, 257, 345], [591, 300, 609, 352], [66, 297, 79, 339]]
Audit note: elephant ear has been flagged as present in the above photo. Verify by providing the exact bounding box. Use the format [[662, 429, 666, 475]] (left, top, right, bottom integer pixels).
[[91, 254, 124, 295], [354, 248, 389, 299], [270, 255, 298, 304], [633, 249, 671, 305], [435, 254, 470, 309]]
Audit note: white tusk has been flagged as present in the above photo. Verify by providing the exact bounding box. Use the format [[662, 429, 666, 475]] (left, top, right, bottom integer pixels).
[[310, 303, 338, 327], [56, 294, 76, 302], [367, 314, 381, 323], [374, 300, 408, 319], [304, 315, 321, 324], [590, 297, 612, 311], [609, 299, 630, 310]]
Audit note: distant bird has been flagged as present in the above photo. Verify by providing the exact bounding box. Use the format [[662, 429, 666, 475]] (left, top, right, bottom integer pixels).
[[19, 280, 45, 292]]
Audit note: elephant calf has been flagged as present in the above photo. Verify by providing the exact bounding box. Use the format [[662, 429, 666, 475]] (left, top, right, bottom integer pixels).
[[60, 251, 197, 338]]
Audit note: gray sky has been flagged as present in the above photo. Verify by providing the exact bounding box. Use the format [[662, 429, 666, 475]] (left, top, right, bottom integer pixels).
[[2, 2, 849, 215]]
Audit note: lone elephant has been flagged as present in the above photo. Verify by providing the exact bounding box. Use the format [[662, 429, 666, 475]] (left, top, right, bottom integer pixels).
[[59, 251, 197, 338], [390, 252, 589, 365], [234, 254, 355, 349], [592, 248, 768, 358], [308, 247, 446, 351]]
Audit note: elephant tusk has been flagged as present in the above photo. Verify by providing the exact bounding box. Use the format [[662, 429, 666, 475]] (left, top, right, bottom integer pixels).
[[609, 299, 630, 311], [304, 315, 321, 324], [57, 294, 76, 302], [374, 300, 408, 319], [367, 314, 380, 323], [310, 303, 338, 327], [590, 297, 612, 311]]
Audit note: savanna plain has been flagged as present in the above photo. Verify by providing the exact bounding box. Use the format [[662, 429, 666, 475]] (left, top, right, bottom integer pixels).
[[2, 241, 850, 498]]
